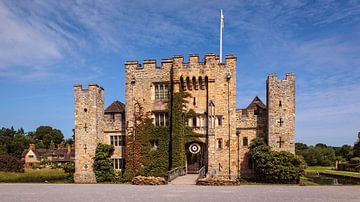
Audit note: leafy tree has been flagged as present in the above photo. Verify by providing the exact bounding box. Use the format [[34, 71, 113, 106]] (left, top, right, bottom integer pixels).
[[299, 145, 336, 166], [353, 135, 360, 157], [93, 144, 115, 182], [295, 142, 308, 154], [0, 127, 31, 157], [49, 141, 56, 150], [336, 145, 353, 161], [62, 162, 75, 182], [0, 154, 24, 172], [30, 126, 64, 149], [249, 138, 305, 184]]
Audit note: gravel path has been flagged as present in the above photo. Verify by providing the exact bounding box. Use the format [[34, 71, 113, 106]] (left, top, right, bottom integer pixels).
[[169, 174, 198, 185], [0, 184, 359, 202]]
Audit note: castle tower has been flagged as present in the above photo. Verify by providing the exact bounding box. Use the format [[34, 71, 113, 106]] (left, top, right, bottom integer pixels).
[[266, 73, 295, 154], [74, 83, 104, 183]]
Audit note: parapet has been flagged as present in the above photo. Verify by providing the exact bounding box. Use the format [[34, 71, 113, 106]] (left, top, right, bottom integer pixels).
[[124, 53, 237, 70], [267, 73, 295, 83], [74, 83, 104, 91]]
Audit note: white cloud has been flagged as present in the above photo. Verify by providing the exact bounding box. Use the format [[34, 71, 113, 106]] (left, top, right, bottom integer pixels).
[[0, 1, 62, 69]]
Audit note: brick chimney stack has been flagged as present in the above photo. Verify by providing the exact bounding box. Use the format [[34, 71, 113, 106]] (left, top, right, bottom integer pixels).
[[67, 144, 71, 154], [29, 144, 35, 151]]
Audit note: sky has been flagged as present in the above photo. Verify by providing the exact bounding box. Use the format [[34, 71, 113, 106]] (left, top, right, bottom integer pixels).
[[0, 0, 359, 146]]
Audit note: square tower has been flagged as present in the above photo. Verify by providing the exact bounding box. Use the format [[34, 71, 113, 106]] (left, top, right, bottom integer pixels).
[[74, 83, 104, 183], [266, 73, 295, 154]]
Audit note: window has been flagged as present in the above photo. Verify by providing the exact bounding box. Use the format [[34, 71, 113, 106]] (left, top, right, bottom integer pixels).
[[217, 139, 223, 149], [113, 158, 125, 170], [154, 83, 169, 100], [110, 135, 125, 147], [150, 140, 159, 150], [217, 116, 222, 126], [279, 100, 282, 107], [28, 155, 34, 158], [192, 117, 197, 127], [254, 109, 259, 115], [154, 113, 168, 126], [193, 97, 196, 106], [243, 137, 248, 146]]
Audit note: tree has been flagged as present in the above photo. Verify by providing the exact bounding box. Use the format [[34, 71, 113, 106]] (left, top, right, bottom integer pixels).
[[249, 138, 305, 184], [295, 142, 308, 155], [0, 154, 24, 172], [0, 127, 31, 157], [354, 140, 360, 158], [336, 145, 353, 161], [300, 145, 336, 166], [31, 126, 64, 149], [93, 144, 115, 182]]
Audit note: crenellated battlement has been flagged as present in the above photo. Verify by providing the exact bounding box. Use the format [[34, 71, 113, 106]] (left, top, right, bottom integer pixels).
[[74, 83, 104, 91], [267, 73, 295, 82], [125, 53, 236, 70]]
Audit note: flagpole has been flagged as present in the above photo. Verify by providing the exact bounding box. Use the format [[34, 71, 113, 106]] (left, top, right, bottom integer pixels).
[[220, 9, 223, 63]]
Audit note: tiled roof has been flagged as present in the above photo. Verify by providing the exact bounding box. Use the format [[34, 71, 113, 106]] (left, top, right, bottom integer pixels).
[[105, 101, 125, 113], [246, 96, 266, 109]]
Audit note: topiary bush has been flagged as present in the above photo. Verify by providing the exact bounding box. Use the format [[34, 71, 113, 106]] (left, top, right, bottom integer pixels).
[[62, 162, 75, 182], [0, 154, 24, 172], [93, 144, 115, 182], [249, 138, 306, 184]]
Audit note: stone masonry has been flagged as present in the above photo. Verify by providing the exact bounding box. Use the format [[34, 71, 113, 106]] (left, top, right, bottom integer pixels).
[[74, 84, 125, 183], [74, 53, 295, 182], [266, 73, 295, 154]]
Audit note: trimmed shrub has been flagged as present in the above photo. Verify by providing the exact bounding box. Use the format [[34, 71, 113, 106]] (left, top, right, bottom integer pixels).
[[93, 144, 115, 182], [249, 138, 306, 183], [0, 154, 24, 172], [62, 162, 75, 182]]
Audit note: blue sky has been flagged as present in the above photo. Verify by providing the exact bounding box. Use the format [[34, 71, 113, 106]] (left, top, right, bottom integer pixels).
[[0, 0, 359, 146]]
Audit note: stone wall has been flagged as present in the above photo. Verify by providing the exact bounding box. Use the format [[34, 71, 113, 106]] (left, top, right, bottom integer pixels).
[[266, 73, 295, 154], [125, 53, 238, 179], [236, 107, 267, 178], [103, 112, 125, 161], [74, 84, 104, 183]]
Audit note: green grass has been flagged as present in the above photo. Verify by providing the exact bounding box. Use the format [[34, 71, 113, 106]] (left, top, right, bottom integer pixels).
[[0, 168, 69, 183], [299, 176, 319, 186], [305, 166, 360, 179]]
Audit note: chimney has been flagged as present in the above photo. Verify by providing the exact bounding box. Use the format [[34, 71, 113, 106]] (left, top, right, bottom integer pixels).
[[29, 144, 35, 151], [67, 144, 71, 154]]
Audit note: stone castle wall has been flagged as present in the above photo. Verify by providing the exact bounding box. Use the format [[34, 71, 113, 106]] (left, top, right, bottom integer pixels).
[[236, 108, 267, 178], [125, 53, 238, 178], [103, 112, 125, 160], [266, 73, 295, 153], [74, 84, 104, 183], [74, 52, 296, 182]]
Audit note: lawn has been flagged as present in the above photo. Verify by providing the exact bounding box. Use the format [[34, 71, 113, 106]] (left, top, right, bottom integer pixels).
[[0, 168, 69, 183], [305, 166, 360, 179]]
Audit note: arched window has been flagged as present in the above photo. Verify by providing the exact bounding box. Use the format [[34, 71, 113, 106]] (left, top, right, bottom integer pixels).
[[243, 137, 248, 146], [180, 76, 185, 91], [205, 76, 208, 89], [193, 76, 198, 90], [199, 76, 204, 90], [186, 77, 192, 90]]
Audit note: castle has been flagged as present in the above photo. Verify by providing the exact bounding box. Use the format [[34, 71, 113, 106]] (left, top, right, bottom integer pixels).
[[73, 53, 295, 183]]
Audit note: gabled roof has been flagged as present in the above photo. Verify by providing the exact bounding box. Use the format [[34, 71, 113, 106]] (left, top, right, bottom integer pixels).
[[105, 101, 125, 113], [246, 96, 266, 109]]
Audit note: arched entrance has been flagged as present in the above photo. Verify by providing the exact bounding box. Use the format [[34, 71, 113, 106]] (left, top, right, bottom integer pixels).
[[186, 142, 205, 174]]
